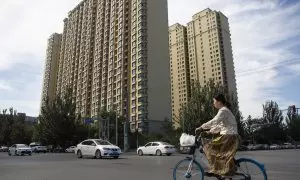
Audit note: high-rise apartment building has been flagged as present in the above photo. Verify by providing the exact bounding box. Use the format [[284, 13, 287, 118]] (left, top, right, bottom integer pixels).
[[169, 8, 238, 125], [169, 24, 190, 125], [187, 8, 237, 93], [40, 33, 62, 112], [43, 0, 171, 133]]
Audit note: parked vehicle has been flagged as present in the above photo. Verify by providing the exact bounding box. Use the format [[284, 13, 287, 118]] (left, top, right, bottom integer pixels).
[[283, 143, 294, 149], [75, 139, 121, 159], [270, 144, 280, 150], [29, 142, 47, 153], [65, 146, 76, 153], [8, 144, 32, 156], [47, 145, 65, 153], [0, 146, 8, 152], [137, 141, 176, 156]]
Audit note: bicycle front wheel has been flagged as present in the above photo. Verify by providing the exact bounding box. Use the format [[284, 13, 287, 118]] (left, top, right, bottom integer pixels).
[[173, 159, 204, 180], [235, 158, 268, 180]]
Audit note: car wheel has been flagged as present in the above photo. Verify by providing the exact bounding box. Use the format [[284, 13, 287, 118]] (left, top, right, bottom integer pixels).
[[156, 149, 162, 156], [166, 153, 172, 156], [8, 152, 11, 156], [95, 150, 102, 159], [77, 150, 82, 158], [138, 150, 143, 156], [113, 156, 119, 159], [29, 153, 32, 156]]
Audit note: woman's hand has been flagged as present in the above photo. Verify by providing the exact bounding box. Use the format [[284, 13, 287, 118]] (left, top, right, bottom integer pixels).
[[195, 127, 203, 134]]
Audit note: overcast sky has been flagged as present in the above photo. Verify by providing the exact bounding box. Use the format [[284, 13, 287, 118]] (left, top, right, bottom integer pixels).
[[0, 0, 299, 118]]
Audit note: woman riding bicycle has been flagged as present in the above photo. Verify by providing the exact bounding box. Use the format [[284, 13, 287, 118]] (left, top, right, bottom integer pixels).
[[195, 94, 239, 179]]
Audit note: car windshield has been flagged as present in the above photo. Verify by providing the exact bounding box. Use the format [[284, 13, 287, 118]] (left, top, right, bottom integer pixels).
[[17, 144, 28, 148], [95, 140, 112, 145]]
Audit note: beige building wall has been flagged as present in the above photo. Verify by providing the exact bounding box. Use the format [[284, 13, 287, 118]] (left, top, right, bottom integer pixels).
[[169, 8, 238, 127], [40, 33, 62, 112], [52, 0, 170, 133], [169, 23, 190, 128], [187, 8, 237, 95], [144, 0, 171, 131], [56, 19, 68, 96], [128, 0, 171, 132]]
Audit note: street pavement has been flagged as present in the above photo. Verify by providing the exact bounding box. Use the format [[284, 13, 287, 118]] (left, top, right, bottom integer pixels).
[[0, 149, 299, 180]]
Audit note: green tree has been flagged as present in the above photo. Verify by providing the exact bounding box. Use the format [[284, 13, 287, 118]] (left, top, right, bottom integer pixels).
[[0, 108, 15, 145], [10, 113, 33, 144], [286, 115, 300, 141], [97, 108, 127, 147], [259, 101, 286, 144], [0, 108, 34, 145], [35, 88, 78, 147], [244, 101, 287, 144], [178, 81, 242, 135], [160, 118, 182, 147], [242, 115, 265, 144]]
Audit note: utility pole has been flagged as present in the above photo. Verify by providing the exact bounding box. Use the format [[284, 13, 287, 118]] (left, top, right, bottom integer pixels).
[[115, 111, 118, 146], [96, 113, 101, 139], [136, 119, 139, 148], [107, 117, 110, 141], [124, 120, 128, 152]]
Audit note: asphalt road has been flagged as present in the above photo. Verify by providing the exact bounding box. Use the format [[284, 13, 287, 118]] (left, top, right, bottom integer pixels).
[[0, 149, 299, 180]]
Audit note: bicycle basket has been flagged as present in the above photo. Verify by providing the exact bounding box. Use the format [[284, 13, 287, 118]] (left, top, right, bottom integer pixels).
[[180, 145, 197, 155]]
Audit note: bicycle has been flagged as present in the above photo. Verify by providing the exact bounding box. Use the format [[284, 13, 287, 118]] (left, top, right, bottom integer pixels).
[[173, 132, 268, 180]]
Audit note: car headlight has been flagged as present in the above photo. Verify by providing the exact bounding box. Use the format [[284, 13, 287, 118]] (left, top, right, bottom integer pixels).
[[103, 148, 111, 150]]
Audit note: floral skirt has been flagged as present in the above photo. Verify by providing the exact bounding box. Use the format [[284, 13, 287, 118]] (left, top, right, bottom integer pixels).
[[203, 134, 240, 176]]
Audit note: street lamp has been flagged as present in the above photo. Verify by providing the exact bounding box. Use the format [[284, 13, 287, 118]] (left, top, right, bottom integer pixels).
[[123, 120, 129, 152], [115, 111, 118, 146], [135, 118, 141, 149]]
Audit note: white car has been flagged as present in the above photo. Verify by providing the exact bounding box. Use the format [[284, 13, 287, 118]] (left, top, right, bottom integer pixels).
[[137, 142, 176, 156], [75, 139, 121, 159], [65, 146, 76, 153], [0, 146, 8, 152], [29, 142, 47, 153], [8, 144, 32, 156]]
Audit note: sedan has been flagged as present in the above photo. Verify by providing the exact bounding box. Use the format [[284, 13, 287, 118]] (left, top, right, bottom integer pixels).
[[137, 142, 176, 156], [8, 144, 32, 156], [65, 146, 76, 153], [75, 139, 121, 159]]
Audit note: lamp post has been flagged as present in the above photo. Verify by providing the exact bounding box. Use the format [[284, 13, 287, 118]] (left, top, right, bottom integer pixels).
[[115, 111, 118, 146], [123, 120, 129, 152], [135, 119, 139, 149]]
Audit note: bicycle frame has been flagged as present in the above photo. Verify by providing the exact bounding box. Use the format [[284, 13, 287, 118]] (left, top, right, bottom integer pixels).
[[182, 134, 209, 177], [180, 133, 268, 180]]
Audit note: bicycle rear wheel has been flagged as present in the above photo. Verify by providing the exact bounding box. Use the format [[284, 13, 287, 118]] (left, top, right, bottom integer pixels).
[[235, 158, 268, 180], [173, 159, 204, 180]]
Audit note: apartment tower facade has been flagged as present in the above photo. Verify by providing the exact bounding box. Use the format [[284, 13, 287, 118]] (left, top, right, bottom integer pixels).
[[169, 8, 238, 126], [168, 24, 190, 124], [40, 33, 62, 112], [45, 0, 170, 133]]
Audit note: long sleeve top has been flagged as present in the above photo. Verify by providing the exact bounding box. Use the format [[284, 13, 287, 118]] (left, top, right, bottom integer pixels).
[[201, 106, 238, 135]]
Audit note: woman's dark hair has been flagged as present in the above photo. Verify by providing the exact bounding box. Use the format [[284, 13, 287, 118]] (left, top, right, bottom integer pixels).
[[214, 93, 231, 109]]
